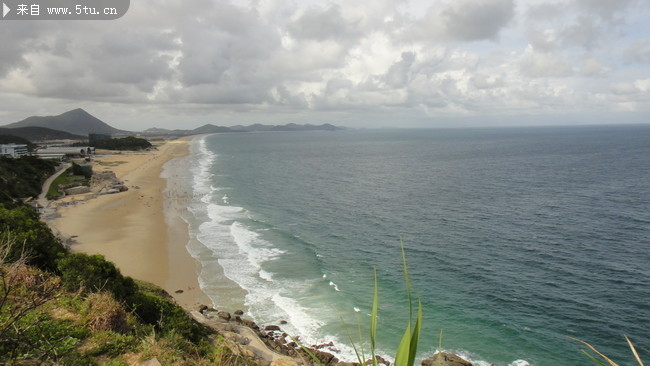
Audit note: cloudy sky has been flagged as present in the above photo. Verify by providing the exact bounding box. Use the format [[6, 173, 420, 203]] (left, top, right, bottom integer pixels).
[[0, 0, 649, 130]]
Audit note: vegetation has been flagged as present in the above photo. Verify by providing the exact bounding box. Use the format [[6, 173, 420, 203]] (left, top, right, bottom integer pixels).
[[572, 336, 645, 366], [0, 205, 255, 365], [0, 204, 67, 271], [343, 243, 422, 366], [0, 156, 58, 204], [75, 136, 153, 151], [46, 163, 92, 200]]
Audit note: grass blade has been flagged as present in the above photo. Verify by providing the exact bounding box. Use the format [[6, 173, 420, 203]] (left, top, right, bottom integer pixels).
[[625, 336, 645, 366], [395, 323, 412, 366], [438, 329, 443, 366], [569, 337, 620, 366], [370, 268, 378, 366], [407, 298, 423, 366], [580, 350, 610, 366]]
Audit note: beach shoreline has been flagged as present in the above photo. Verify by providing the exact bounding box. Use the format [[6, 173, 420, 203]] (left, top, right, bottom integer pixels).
[[47, 137, 211, 310]]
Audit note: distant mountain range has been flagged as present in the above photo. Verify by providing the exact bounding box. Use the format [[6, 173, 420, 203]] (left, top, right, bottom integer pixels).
[[1, 108, 131, 136], [141, 123, 343, 136], [1, 109, 344, 142]]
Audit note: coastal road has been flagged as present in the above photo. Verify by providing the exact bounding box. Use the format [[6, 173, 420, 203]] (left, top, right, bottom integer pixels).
[[38, 162, 71, 209]]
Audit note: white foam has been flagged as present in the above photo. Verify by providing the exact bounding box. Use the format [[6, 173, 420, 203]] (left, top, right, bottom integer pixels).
[[353, 307, 361, 312], [329, 281, 341, 292]]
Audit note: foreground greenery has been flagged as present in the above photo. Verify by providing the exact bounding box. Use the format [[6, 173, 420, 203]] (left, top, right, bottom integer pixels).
[[0, 203, 256, 365]]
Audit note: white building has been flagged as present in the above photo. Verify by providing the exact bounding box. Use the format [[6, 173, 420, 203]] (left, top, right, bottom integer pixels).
[[0, 143, 29, 158]]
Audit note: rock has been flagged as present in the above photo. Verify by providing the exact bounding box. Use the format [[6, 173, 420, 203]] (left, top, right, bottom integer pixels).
[[313, 350, 338, 365], [315, 341, 335, 349], [218, 311, 231, 320], [421, 352, 473, 366], [234, 309, 244, 315], [198, 304, 209, 313], [140, 358, 162, 366], [234, 315, 242, 323], [271, 357, 298, 366], [280, 320, 288, 324], [242, 319, 259, 330], [175, 289, 184, 294], [265, 324, 282, 331]]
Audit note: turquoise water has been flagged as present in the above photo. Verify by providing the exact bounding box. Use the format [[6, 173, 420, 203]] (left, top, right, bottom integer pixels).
[[181, 126, 650, 366]]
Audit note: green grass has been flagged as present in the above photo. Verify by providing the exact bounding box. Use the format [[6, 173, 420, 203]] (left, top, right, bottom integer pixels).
[[571, 336, 645, 366], [345, 240, 423, 366], [46, 168, 89, 200]]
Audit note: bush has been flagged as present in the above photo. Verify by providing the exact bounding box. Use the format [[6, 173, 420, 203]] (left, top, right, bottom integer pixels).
[[128, 288, 209, 343], [90, 136, 153, 151], [0, 156, 58, 204], [56, 253, 136, 300], [71, 162, 93, 179], [0, 204, 67, 271]]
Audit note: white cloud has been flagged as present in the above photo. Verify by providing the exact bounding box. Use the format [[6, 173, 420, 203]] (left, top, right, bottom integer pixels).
[[0, 0, 648, 129]]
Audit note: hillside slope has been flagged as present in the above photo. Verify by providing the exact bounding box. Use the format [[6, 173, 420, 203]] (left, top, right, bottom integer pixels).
[[2, 109, 130, 136]]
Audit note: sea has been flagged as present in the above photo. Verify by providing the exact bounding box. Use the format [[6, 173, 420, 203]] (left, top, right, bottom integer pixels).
[[169, 125, 650, 366]]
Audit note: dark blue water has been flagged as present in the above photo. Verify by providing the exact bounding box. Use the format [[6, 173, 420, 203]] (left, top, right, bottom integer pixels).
[[190, 125, 650, 366]]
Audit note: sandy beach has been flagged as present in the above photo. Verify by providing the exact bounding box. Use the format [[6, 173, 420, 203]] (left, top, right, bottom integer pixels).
[[48, 138, 210, 309]]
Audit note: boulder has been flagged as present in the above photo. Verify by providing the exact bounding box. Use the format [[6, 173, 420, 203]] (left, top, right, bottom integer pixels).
[[140, 358, 162, 366], [217, 311, 231, 320], [242, 319, 259, 330], [265, 324, 282, 331], [421, 352, 473, 366], [234, 309, 244, 315]]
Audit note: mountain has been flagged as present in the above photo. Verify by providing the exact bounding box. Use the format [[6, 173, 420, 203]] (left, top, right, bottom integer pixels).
[[142, 123, 345, 136], [191, 124, 245, 134], [2, 109, 130, 136], [0, 126, 85, 141]]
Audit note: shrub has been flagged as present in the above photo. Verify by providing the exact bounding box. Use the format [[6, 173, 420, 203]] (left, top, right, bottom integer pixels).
[[128, 288, 209, 344], [0, 204, 67, 271], [56, 252, 136, 300]]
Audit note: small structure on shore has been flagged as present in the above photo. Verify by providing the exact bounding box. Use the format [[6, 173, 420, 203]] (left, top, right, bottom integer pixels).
[[36, 146, 95, 159], [0, 143, 29, 157]]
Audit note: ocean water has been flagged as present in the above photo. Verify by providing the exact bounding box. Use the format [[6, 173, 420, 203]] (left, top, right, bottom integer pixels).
[[177, 126, 650, 366]]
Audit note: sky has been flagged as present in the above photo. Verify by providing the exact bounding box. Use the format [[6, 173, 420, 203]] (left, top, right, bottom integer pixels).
[[0, 0, 649, 131]]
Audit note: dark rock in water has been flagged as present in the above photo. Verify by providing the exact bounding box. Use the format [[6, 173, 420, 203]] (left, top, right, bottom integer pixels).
[[234, 316, 242, 323], [314, 341, 335, 349], [421, 352, 473, 366], [234, 309, 244, 315], [242, 319, 259, 330], [175, 289, 184, 294], [287, 342, 297, 348], [217, 311, 231, 320], [198, 305, 209, 313], [265, 325, 282, 331], [280, 320, 288, 324], [312, 349, 338, 365]]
